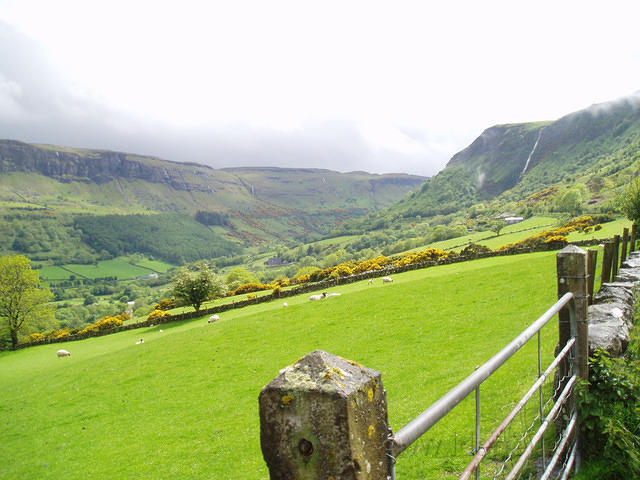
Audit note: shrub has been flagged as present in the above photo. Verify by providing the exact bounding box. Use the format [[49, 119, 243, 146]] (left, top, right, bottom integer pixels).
[[24, 332, 45, 343], [154, 298, 176, 311], [81, 314, 130, 334], [576, 330, 640, 478], [147, 309, 171, 322], [460, 243, 492, 257], [232, 282, 273, 296]]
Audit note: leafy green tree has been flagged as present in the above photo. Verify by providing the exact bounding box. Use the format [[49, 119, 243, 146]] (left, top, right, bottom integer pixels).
[[225, 267, 259, 286], [619, 177, 640, 223], [172, 266, 226, 312], [488, 219, 505, 236], [0, 255, 55, 348]]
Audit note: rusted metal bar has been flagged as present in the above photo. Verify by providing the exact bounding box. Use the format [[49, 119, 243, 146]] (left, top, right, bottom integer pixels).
[[458, 338, 576, 480], [504, 376, 577, 480], [540, 412, 577, 480], [390, 292, 574, 457]]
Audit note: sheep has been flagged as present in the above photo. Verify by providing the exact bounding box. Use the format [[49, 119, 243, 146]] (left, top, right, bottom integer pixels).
[[136, 339, 144, 345], [57, 349, 71, 357], [383, 277, 394, 283], [283, 302, 288, 307], [309, 292, 328, 301], [208, 314, 220, 323], [368, 279, 373, 285], [159, 329, 163, 333]]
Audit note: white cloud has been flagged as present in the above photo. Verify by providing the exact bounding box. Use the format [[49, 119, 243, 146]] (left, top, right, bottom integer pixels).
[[1, 0, 640, 176]]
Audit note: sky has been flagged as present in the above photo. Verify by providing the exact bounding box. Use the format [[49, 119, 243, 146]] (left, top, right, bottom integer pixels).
[[1, 1, 640, 177]]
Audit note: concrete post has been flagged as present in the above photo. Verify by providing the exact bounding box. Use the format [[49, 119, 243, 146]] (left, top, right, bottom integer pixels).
[[259, 350, 390, 480]]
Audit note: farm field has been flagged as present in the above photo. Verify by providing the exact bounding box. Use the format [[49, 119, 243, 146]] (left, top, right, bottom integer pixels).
[[1, 251, 564, 479], [61, 259, 156, 280], [38, 265, 74, 281]]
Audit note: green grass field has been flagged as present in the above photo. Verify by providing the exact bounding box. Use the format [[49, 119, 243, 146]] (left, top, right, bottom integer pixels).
[[130, 258, 176, 273], [38, 265, 74, 281], [61, 259, 156, 280], [1, 251, 565, 479]]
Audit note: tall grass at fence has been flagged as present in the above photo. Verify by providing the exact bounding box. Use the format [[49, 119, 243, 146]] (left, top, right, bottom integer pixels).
[[0, 251, 559, 479]]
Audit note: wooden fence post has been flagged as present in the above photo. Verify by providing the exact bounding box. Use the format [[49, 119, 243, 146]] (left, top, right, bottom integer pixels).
[[621, 227, 629, 267], [557, 245, 589, 381], [601, 241, 614, 285], [611, 235, 620, 280], [631, 223, 637, 253], [556, 245, 589, 472], [586, 249, 598, 305], [259, 350, 390, 480]]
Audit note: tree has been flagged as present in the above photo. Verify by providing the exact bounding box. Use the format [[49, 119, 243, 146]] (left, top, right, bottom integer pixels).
[[0, 255, 55, 348], [488, 219, 505, 236], [619, 177, 640, 223], [172, 266, 227, 312]]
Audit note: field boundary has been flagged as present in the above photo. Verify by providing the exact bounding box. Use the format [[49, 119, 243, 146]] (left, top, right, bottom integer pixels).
[[15, 238, 608, 349]]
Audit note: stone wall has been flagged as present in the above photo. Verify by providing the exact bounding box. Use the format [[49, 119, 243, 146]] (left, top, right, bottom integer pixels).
[[588, 250, 640, 356]]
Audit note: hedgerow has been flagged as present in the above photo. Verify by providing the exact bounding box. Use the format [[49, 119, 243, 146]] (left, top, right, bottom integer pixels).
[[576, 328, 640, 478]]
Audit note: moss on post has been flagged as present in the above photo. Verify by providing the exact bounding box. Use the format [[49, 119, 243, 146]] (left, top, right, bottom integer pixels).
[[259, 350, 390, 479]]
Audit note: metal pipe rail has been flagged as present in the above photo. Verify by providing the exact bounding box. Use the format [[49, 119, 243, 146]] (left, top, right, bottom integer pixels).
[[389, 292, 575, 458], [458, 337, 576, 480]]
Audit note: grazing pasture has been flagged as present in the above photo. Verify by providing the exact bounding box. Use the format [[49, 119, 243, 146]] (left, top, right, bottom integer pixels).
[[62, 259, 157, 280], [0, 251, 560, 479]]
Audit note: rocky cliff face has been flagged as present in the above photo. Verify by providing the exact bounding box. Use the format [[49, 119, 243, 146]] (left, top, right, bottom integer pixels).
[[0, 140, 214, 191]]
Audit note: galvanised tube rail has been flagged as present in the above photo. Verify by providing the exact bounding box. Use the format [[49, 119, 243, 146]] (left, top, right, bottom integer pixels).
[[559, 443, 577, 480], [540, 412, 578, 480], [458, 337, 576, 480], [390, 292, 575, 457], [504, 375, 578, 480]]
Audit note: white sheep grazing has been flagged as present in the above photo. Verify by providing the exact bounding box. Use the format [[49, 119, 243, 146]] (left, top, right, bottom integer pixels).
[[159, 329, 163, 333], [382, 277, 394, 283], [368, 279, 373, 285], [309, 292, 328, 301], [208, 314, 220, 323], [57, 349, 71, 357], [283, 302, 288, 307], [326, 293, 341, 298], [136, 339, 144, 345]]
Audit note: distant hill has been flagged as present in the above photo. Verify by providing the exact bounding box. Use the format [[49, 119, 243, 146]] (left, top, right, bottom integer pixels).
[[0, 140, 426, 263], [384, 93, 640, 220]]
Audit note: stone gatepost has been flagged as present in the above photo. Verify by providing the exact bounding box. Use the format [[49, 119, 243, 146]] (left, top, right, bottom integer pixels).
[[259, 350, 390, 480]]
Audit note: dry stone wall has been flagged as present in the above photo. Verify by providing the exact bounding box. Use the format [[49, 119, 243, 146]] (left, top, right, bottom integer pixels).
[[588, 250, 640, 356]]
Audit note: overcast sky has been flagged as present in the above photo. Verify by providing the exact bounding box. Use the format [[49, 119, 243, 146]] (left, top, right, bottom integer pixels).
[[1, 0, 639, 176]]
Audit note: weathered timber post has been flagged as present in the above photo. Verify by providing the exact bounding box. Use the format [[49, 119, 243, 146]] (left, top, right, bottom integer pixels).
[[556, 245, 589, 470], [621, 227, 629, 267], [631, 223, 637, 252], [601, 241, 614, 285], [612, 235, 620, 279], [259, 350, 390, 480], [557, 245, 589, 381], [586, 249, 598, 305]]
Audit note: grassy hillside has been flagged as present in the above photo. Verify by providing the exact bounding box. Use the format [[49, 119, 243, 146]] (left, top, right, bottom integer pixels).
[[0, 141, 426, 258], [0, 251, 560, 479]]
